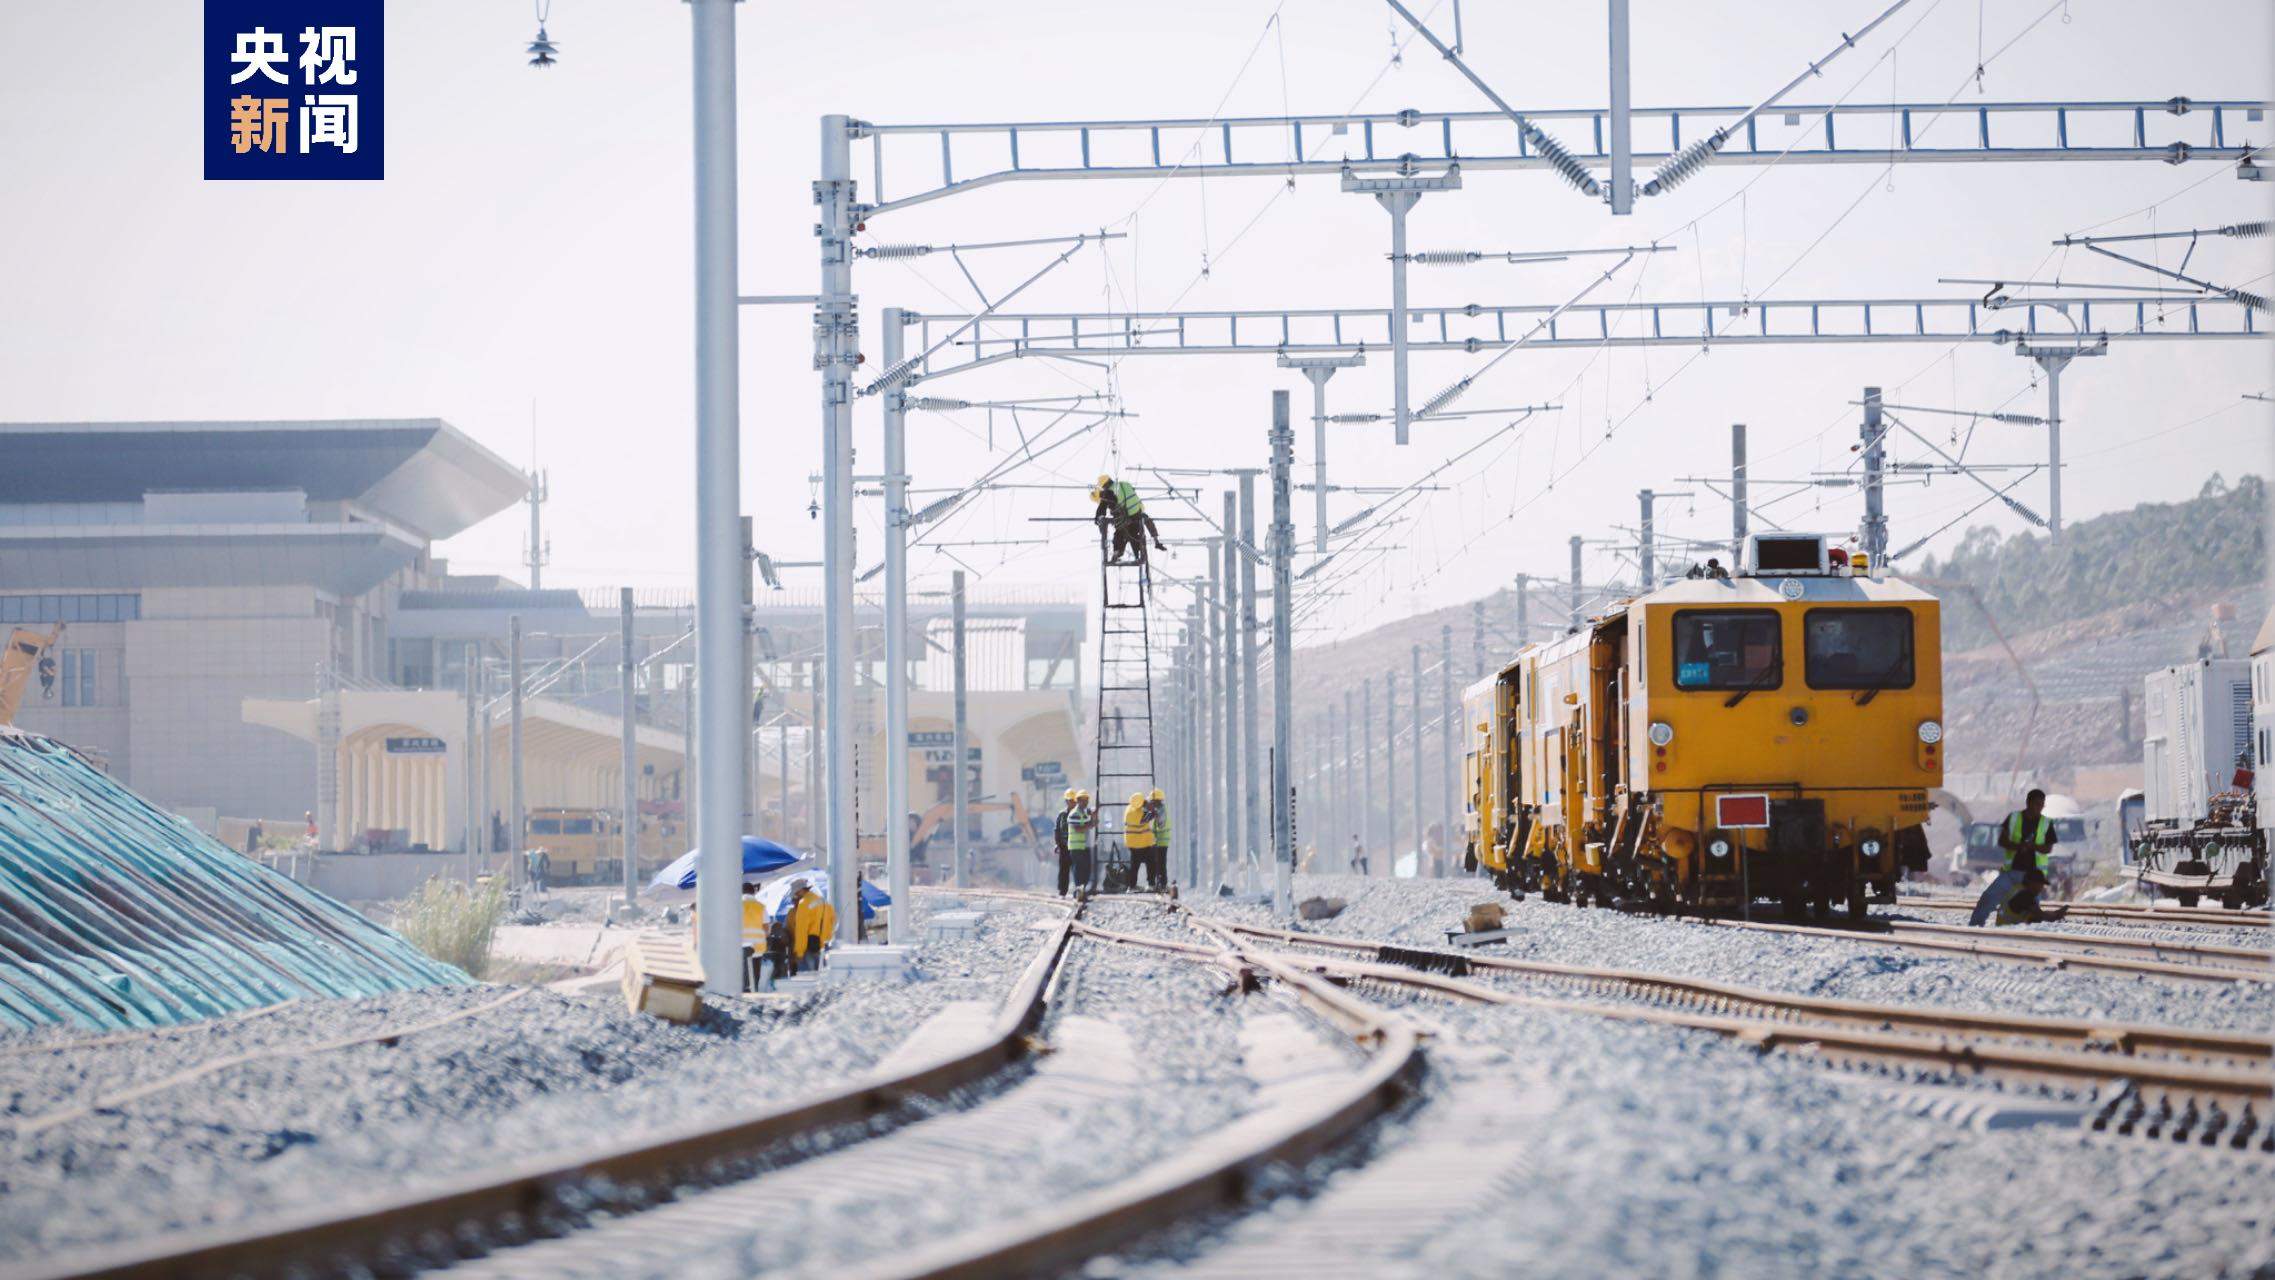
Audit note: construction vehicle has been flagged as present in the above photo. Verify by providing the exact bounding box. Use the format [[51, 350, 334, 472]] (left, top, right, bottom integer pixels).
[[885, 793, 1047, 868], [0, 625, 64, 727], [2130, 658, 2268, 907]]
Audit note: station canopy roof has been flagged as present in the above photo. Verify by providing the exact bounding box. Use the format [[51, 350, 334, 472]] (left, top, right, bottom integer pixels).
[[0, 419, 528, 596], [0, 418, 527, 542]]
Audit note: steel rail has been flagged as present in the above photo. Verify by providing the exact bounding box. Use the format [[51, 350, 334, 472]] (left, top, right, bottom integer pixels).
[[1886, 918, 2271, 969], [1215, 919, 2272, 1067], [1899, 894, 2271, 930], [870, 920, 1420, 1279], [1680, 915, 2268, 983], [29, 909, 1085, 1280], [1208, 925, 2274, 1107]]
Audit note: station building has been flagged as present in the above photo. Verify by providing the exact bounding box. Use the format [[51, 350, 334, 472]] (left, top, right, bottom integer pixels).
[[0, 419, 694, 855], [1, 420, 1089, 875]]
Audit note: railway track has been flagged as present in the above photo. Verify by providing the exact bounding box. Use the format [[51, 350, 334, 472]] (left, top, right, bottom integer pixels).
[[27, 900, 1415, 1280], [1899, 894, 2272, 931], [1683, 914, 2271, 983], [1203, 918, 2275, 1150]]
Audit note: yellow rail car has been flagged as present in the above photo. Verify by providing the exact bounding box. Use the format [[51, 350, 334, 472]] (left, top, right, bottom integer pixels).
[[526, 807, 690, 884], [1464, 535, 1941, 920]]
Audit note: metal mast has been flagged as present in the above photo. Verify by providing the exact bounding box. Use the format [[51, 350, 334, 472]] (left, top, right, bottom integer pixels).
[[1269, 391, 1296, 915], [689, 0, 746, 991]]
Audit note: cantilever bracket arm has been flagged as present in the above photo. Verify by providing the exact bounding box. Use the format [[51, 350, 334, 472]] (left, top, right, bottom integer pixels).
[[1382, 0, 1602, 200]]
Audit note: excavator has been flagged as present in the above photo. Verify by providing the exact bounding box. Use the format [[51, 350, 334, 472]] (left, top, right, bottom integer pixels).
[[0, 625, 64, 728], [855, 792, 1047, 871]]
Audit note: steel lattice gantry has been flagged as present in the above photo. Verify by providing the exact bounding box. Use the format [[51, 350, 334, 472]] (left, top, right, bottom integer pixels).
[[896, 293, 2262, 381], [850, 99, 2267, 215]]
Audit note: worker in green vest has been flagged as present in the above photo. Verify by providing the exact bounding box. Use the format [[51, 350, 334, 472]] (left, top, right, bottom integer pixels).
[[1065, 790, 1096, 894], [1970, 789, 2058, 926], [1093, 475, 1166, 565], [1147, 787, 1171, 890]]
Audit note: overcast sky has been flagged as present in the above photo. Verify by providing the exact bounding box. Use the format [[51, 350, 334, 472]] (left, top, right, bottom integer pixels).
[[2, 1, 2269, 639]]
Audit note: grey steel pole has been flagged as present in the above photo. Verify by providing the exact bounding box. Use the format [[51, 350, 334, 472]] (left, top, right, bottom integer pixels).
[[741, 515, 758, 840], [1359, 678, 1373, 874], [1380, 191, 1420, 445], [882, 309, 913, 941], [1731, 423, 1749, 568], [689, 0, 745, 994], [473, 657, 488, 866], [1238, 474, 1263, 885], [818, 114, 861, 945], [2045, 361, 2063, 543], [806, 671, 819, 848], [951, 570, 969, 888], [526, 471, 544, 592], [1328, 691, 1346, 873], [509, 615, 525, 891], [1212, 532, 1234, 892], [776, 717, 789, 847], [1471, 601, 1485, 678], [1639, 489, 1656, 589], [463, 643, 478, 881], [621, 591, 639, 904], [1607, 0, 1634, 215], [1201, 591, 1219, 891], [1568, 537, 1584, 629], [1440, 625, 1454, 878], [1269, 391, 1296, 915], [1327, 699, 1341, 871], [1383, 668, 1397, 879], [1515, 573, 1530, 643], [1861, 388, 1888, 563], [1302, 366, 1335, 552], [1410, 643, 1423, 877]]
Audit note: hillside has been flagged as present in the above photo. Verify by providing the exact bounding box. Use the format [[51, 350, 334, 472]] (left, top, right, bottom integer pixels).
[[1919, 474, 2266, 651]]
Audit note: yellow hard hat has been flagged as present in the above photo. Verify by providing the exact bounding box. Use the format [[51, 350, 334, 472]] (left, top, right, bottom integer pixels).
[[1150, 788, 1165, 802], [1076, 790, 1090, 802], [1063, 788, 1078, 802], [1096, 474, 1113, 489]]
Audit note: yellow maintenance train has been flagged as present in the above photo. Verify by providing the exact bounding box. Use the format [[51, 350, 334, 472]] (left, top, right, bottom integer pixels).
[[1464, 533, 1941, 920]]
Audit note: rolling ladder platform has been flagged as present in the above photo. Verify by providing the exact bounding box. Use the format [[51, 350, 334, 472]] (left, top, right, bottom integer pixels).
[[1092, 543, 1158, 892]]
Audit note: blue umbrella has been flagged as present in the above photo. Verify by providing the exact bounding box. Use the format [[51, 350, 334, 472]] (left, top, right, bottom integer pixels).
[[650, 836, 803, 893]]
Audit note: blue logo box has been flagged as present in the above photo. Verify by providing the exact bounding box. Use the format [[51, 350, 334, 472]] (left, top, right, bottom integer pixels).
[[204, 0, 384, 180]]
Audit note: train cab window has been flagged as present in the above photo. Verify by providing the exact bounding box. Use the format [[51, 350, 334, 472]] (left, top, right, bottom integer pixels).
[[1670, 610, 1781, 691], [1803, 609, 1914, 689]]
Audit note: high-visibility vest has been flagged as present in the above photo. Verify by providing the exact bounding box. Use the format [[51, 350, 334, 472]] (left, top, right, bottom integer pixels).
[[1124, 797, 1155, 848], [1152, 805, 1171, 844], [2004, 811, 2054, 870], [1068, 807, 1093, 851], [1112, 480, 1143, 516]]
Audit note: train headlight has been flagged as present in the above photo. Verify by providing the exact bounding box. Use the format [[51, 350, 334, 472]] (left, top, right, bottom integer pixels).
[[1648, 721, 1674, 747], [1917, 720, 1943, 745], [1708, 837, 1731, 859], [1861, 839, 1883, 857]]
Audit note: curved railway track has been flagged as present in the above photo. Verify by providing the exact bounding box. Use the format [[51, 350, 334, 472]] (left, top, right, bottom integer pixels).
[[27, 900, 1417, 1280], [1204, 918, 2274, 1150]]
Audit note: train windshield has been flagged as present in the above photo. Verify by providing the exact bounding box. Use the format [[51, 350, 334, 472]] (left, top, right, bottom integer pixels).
[[1804, 609, 1914, 689], [1671, 610, 1781, 691]]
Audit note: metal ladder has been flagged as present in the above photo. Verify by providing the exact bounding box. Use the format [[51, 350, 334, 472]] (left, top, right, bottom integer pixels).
[[1091, 539, 1157, 889]]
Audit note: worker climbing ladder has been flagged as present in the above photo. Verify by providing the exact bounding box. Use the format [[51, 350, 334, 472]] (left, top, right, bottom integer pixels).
[[1092, 538, 1158, 893]]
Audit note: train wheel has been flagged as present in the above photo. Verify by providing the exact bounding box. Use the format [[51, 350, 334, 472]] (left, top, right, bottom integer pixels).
[[1847, 880, 1869, 924], [2177, 892, 2201, 907]]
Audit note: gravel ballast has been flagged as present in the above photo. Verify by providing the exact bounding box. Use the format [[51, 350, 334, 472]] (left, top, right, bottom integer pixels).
[[0, 895, 1062, 1259], [1109, 882, 2275, 1280]]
